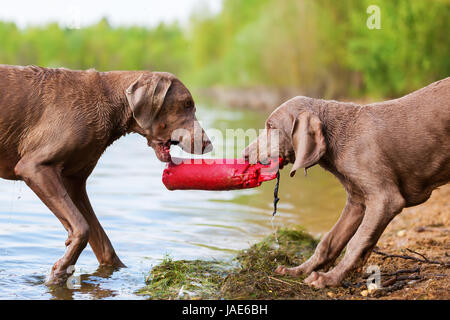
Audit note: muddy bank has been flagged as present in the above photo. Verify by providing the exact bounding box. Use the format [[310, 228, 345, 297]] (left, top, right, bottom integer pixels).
[[138, 184, 449, 300]]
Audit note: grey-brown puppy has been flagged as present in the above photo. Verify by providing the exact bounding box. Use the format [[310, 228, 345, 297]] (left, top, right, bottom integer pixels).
[[0, 65, 212, 284], [243, 78, 450, 288]]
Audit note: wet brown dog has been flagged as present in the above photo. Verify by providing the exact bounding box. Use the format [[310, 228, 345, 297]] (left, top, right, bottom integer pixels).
[[0, 65, 212, 284], [244, 78, 450, 288]]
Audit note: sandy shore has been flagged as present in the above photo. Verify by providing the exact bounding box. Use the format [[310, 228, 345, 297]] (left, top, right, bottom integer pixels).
[[364, 184, 449, 299]]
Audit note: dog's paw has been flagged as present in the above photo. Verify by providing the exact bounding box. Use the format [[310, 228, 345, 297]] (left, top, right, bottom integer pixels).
[[45, 272, 70, 287], [274, 265, 305, 276], [304, 271, 341, 288], [274, 265, 289, 275]]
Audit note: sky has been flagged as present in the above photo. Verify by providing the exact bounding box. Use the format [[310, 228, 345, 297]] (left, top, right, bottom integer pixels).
[[0, 0, 223, 28]]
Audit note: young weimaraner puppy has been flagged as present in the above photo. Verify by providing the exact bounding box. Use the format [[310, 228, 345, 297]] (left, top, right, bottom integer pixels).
[[244, 78, 450, 288], [0, 64, 212, 285]]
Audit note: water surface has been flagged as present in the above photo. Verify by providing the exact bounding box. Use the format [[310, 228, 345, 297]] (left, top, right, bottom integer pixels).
[[0, 102, 345, 299]]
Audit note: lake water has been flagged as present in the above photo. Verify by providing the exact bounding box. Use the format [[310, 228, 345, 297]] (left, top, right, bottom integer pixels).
[[0, 101, 345, 299]]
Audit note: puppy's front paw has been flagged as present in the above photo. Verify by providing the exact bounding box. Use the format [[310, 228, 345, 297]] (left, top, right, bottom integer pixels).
[[274, 265, 306, 276], [304, 271, 341, 288], [274, 265, 289, 275]]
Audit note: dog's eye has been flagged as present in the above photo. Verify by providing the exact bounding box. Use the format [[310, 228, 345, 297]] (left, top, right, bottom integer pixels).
[[185, 100, 194, 109]]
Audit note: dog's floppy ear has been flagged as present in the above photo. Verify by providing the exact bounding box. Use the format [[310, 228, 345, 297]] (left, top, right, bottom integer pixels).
[[290, 111, 326, 177], [125, 73, 172, 130]]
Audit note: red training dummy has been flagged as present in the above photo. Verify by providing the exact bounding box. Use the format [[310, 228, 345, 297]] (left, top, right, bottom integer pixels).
[[162, 157, 282, 191]]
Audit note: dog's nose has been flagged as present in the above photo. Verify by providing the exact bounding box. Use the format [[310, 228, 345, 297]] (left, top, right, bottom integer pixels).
[[202, 139, 213, 154]]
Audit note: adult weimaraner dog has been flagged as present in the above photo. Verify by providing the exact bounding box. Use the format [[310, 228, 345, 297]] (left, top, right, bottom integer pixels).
[[244, 78, 450, 288], [0, 64, 212, 284]]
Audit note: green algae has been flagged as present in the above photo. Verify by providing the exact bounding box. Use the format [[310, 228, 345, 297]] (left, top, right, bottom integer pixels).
[[137, 228, 338, 299]]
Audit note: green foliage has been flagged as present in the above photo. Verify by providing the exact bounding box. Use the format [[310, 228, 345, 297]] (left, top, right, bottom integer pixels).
[[0, 0, 448, 99], [189, 0, 450, 98], [342, 0, 450, 97], [0, 18, 189, 75]]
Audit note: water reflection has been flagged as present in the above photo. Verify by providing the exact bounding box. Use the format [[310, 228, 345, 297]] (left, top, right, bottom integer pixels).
[[47, 266, 120, 300]]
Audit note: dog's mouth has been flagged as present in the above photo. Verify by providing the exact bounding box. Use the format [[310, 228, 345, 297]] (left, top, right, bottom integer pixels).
[[153, 140, 179, 162]]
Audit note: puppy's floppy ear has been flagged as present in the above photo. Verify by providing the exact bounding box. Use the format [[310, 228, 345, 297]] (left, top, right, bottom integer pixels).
[[290, 111, 326, 177], [125, 73, 172, 130]]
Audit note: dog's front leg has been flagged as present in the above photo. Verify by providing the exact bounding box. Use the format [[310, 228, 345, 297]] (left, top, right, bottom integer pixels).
[[63, 177, 125, 268], [14, 159, 89, 285], [275, 195, 365, 277], [304, 191, 405, 288]]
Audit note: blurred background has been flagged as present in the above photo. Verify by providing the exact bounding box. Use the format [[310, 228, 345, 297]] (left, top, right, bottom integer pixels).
[[0, 0, 448, 299], [1, 0, 448, 100]]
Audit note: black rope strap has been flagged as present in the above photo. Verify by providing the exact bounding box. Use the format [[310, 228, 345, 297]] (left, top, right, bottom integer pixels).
[[272, 170, 280, 216]]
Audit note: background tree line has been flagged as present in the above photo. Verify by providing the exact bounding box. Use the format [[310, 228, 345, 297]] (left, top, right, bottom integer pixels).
[[0, 0, 448, 99]]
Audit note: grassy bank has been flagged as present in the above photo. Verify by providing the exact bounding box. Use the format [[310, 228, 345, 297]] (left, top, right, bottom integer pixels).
[[138, 185, 449, 300], [137, 228, 322, 299], [137, 228, 364, 300]]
